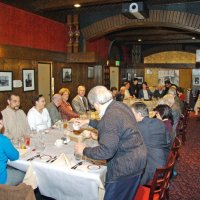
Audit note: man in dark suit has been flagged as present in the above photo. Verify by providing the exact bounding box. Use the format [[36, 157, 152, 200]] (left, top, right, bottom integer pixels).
[[75, 86, 147, 200], [131, 102, 170, 185], [129, 78, 140, 98]]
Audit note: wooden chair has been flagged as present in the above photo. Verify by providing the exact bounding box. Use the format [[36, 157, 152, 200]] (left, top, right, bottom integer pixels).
[[171, 136, 182, 158], [176, 114, 186, 144], [134, 152, 177, 200]]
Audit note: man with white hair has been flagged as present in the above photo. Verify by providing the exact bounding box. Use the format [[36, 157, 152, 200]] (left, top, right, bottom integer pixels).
[[75, 86, 147, 200], [72, 85, 90, 115], [46, 93, 62, 125]]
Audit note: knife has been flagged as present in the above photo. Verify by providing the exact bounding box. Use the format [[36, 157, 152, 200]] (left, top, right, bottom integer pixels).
[[71, 161, 83, 169], [27, 154, 40, 161]]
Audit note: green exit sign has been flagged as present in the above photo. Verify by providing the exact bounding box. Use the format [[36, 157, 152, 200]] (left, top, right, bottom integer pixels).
[[115, 60, 120, 66]]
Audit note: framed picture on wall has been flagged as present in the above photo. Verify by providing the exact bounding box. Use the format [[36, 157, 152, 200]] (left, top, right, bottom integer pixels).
[[62, 68, 72, 82], [193, 76, 200, 86], [88, 66, 94, 79], [127, 73, 132, 81], [0, 71, 13, 92], [136, 77, 143, 84], [22, 69, 35, 92]]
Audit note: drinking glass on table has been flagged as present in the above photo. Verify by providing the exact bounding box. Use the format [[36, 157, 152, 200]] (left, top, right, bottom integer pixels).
[[23, 135, 30, 147]]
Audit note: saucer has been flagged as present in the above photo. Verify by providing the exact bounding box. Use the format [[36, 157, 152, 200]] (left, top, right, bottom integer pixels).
[[87, 165, 101, 170]]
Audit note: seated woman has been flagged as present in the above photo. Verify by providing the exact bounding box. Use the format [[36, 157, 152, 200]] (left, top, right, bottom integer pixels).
[[139, 82, 152, 100], [59, 88, 79, 121], [154, 104, 174, 145], [27, 95, 51, 131], [0, 112, 24, 185]]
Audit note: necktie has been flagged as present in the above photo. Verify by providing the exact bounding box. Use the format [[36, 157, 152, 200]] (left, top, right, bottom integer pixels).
[[82, 97, 88, 111]]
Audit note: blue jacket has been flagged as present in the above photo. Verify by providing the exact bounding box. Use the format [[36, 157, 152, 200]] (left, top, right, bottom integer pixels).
[[83, 101, 147, 182], [138, 117, 170, 185], [0, 134, 19, 184]]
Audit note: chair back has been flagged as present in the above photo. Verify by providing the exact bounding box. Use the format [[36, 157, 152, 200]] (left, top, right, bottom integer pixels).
[[148, 152, 176, 200], [171, 136, 181, 154], [0, 183, 35, 200]]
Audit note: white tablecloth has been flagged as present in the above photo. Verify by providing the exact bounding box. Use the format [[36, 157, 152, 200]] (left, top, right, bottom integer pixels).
[[8, 129, 107, 200]]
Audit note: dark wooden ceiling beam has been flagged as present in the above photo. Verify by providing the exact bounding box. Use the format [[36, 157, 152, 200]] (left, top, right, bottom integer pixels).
[[121, 39, 200, 45], [32, 0, 200, 11]]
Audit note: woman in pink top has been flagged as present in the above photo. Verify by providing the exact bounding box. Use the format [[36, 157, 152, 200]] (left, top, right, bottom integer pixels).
[[58, 88, 79, 121]]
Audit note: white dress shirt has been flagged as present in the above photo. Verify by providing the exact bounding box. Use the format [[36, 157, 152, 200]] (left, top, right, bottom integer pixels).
[[143, 90, 149, 100], [27, 107, 51, 131]]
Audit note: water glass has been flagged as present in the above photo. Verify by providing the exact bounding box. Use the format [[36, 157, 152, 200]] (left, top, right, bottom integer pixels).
[[74, 153, 82, 161]]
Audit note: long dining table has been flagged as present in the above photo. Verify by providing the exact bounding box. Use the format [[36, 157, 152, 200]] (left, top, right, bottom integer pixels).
[[8, 126, 107, 200], [123, 98, 158, 111]]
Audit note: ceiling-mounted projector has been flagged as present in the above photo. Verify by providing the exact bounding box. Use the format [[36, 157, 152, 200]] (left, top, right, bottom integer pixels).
[[122, 2, 149, 19]]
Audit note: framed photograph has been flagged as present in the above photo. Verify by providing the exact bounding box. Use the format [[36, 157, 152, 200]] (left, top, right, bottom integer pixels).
[[88, 66, 94, 79], [127, 73, 131, 81], [22, 69, 35, 91], [136, 76, 143, 84], [0, 71, 13, 92], [193, 76, 200, 86], [62, 68, 72, 82]]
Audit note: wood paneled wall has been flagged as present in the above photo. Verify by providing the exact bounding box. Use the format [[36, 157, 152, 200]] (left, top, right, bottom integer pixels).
[[0, 58, 38, 113], [53, 63, 101, 102], [0, 45, 100, 113]]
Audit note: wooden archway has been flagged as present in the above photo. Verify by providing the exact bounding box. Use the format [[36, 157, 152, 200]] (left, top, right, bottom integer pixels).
[[82, 10, 200, 40]]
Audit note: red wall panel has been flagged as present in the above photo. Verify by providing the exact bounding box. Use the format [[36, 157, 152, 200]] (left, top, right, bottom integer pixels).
[[86, 37, 110, 61], [0, 3, 67, 52]]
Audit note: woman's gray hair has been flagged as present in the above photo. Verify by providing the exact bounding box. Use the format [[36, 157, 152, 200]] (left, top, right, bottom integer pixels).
[[88, 86, 113, 105]]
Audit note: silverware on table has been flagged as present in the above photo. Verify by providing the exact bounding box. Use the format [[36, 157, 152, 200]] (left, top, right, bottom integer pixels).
[[27, 154, 40, 161], [49, 156, 57, 163], [46, 156, 56, 163], [71, 161, 83, 169]]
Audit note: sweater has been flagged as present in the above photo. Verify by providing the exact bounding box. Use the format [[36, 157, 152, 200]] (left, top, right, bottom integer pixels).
[[0, 134, 19, 184]]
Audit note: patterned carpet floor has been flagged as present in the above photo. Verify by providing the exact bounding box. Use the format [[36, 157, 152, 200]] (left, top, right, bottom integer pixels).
[[169, 112, 200, 200]]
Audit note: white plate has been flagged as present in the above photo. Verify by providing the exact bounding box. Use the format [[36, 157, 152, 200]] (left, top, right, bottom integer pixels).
[[40, 155, 52, 161], [87, 165, 101, 170]]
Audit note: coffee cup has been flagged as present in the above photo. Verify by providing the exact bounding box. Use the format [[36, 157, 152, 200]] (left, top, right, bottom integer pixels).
[[73, 122, 80, 131], [54, 139, 63, 147]]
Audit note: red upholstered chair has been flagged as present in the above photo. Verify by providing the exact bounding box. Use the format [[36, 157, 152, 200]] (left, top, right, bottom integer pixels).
[[134, 152, 176, 200]]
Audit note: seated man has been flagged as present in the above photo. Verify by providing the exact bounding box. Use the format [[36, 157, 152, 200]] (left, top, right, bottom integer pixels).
[[2, 94, 30, 140], [153, 85, 165, 99], [72, 85, 90, 115], [131, 102, 170, 185], [46, 94, 62, 125]]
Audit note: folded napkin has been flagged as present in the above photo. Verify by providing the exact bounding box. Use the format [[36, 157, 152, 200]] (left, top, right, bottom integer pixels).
[[51, 153, 71, 168], [23, 164, 37, 190]]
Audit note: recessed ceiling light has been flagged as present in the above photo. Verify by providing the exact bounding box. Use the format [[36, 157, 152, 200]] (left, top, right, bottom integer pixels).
[[138, 38, 142, 42], [74, 4, 81, 8], [192, 37, 196, 40]]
